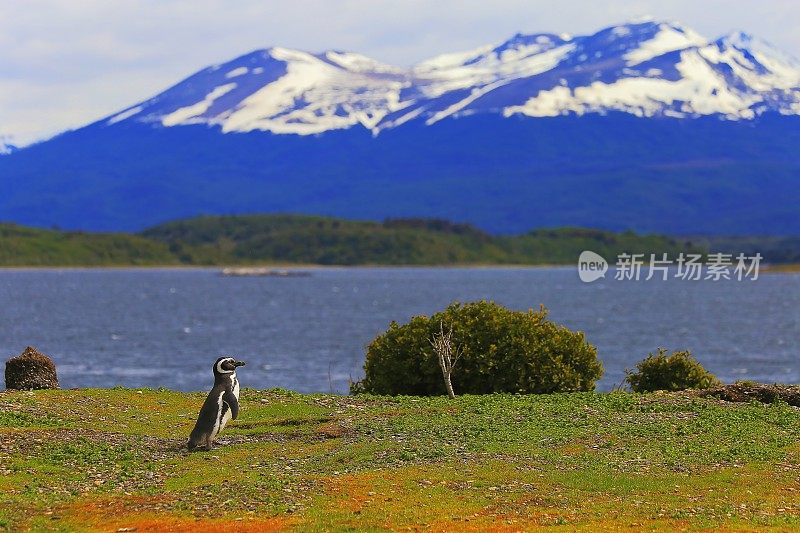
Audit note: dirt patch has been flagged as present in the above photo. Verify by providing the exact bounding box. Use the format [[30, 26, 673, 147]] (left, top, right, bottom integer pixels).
[[222, 429, 341, 446], [232, 417, 331, 429], [697, 383, 800, 407], [272, 416, 333, 427], [315, 421, 352, 439], [221, 432, 297, 445]]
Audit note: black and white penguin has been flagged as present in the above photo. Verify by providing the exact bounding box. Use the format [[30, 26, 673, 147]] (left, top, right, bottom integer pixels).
[[187, 356, 246, 451]]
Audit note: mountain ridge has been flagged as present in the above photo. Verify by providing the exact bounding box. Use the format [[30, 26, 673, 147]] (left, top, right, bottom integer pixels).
[[84, 19, 800, 139]]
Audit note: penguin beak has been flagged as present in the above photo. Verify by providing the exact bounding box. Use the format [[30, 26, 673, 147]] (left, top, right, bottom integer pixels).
[[234, 360, 246, 367]]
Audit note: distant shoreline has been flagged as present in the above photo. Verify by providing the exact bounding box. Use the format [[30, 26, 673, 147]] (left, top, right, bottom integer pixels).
[[1, 263, 796, 275], [3, 214, 798, 268], [0, 263, 574, 271], [0, 215, 708, 268]]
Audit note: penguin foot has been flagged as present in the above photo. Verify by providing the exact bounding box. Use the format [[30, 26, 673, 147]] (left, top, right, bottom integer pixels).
[[187, 440, 210, 452]]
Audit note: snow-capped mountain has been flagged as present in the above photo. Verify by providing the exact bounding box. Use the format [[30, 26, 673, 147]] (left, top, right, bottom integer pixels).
[[101, 20, 800, 135], [2, 20, 799, 236], [104, 47, 409, 136]]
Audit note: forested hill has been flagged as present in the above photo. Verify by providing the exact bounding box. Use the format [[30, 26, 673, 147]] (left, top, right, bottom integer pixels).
[[1, 214, 710, 266]]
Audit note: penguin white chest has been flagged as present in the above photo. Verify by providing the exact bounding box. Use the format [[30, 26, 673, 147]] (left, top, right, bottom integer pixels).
[[232, 374, 240, 399], [219, 408, 232, 433], [215, 374, 239, 435]]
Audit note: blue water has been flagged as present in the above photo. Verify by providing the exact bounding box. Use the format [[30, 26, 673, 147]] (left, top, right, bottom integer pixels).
[[0, 267, 798, 393]]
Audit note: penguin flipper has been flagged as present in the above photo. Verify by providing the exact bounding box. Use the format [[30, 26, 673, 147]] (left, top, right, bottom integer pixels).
[[223, 391, 240, 420]]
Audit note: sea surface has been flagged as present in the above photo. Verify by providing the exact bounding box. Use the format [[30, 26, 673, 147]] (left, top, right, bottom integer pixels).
[[0, 267, 798, 393]]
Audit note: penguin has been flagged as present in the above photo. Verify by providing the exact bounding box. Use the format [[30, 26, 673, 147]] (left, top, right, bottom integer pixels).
[[187, 356, 246, 451]]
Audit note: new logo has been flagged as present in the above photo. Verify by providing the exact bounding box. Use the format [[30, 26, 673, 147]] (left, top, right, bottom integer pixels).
[[578, 250, 608, 283]]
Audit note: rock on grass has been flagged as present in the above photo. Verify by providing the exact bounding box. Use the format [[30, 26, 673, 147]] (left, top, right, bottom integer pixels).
[[4, 346, 59, 390]]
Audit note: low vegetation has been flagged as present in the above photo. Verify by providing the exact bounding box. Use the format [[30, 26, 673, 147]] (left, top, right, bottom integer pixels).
[[357, 301, 603, 395], [626, 348, 722, 393], [0, 214, 701, 266], [1, 388, 799, 531], [695, 235, 800, 264], [0, 224, 176, 266]]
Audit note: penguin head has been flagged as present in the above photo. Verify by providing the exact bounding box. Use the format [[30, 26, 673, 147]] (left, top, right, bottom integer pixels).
[[213, 356, 246, 376]]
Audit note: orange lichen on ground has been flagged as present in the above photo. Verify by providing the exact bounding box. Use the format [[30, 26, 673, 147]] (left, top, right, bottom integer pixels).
[[313, 465, 764, 533], [316, 466, 549, 530], [321, 471, 383, 513], [420, 518, 679, 533], [51, 496, 293, 533], [94, 516, 290, 533]]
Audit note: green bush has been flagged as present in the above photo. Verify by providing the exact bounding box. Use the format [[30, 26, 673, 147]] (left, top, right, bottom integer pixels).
[[625, 348, 721, 392], [355, 301, 603, 395]]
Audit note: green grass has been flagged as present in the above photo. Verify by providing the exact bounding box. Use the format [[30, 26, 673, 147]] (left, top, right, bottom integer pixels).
[[0, 214, 701, 266], [1, 388, 798, 531], [0, 411, 63, 428]]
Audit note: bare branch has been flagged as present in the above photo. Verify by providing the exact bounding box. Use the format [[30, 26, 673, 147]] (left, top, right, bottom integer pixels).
[[430, 321, 460, 399]]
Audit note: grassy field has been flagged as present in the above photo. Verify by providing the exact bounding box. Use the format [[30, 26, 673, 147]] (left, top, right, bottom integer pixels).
[[1, 388, 799, 532]]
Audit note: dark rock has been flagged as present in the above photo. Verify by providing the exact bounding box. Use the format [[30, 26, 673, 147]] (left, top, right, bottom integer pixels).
[[5, 346, 59, 390]]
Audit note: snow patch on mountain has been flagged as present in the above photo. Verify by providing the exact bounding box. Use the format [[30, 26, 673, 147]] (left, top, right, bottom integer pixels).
[[225, 67, 249, 78], [715, 31, 800, 89], [107, 105, 144, 125], [505, 48, 767, 119], [624, 23, 706, 65], [324, 51, 404, 74], [215, 48, 407, 135], [425, 78, 508, 125], [502, 23, 800, 120], [162, 83, 237, 126], [415, 40, 575, 99], [415, 43, 498, 72]]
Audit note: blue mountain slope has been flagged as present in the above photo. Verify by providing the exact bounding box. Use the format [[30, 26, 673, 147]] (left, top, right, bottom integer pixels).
[[1, 114, 798, 234]]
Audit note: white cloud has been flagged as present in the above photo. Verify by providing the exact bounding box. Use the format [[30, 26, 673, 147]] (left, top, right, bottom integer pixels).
[[1, 0, 798, 145]]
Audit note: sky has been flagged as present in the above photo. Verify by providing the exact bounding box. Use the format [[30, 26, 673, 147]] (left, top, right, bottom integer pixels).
[[2, 0, 799, 146]]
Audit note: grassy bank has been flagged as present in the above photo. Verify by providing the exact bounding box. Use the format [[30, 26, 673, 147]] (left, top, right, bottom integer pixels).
[[1, 388, 798, 531], [1, 215, 699, 266]]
